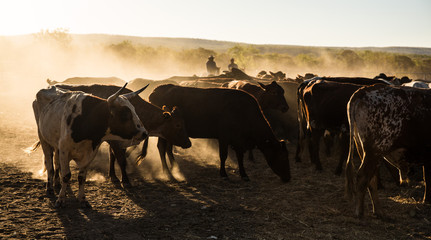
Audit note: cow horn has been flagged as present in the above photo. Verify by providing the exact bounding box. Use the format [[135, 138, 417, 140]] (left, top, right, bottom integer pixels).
[[107, 83, 128, 105], [122, 84, 149, 99]]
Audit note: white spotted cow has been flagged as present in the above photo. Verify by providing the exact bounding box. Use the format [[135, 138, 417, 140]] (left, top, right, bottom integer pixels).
[[402, 80, 430, 89], [31, 84, 148, 208], [345, 84, 431, 218]]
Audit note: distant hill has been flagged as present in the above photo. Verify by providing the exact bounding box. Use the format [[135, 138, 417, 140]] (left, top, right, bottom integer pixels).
[[74, 34, 431, 56], [3, 33, 431, 56]]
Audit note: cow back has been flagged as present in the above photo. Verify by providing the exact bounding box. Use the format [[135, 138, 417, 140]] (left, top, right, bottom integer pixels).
[[349, 85, 431, 154], [302, 80, 364, 131], [56, 84, 190, 148], [149, 84, 272, 141], [321, 77, 392, 86], [60, 77, 126, 86]]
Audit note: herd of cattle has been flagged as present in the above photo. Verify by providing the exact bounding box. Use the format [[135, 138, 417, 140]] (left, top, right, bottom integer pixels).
[[28, 71, 431, 218]]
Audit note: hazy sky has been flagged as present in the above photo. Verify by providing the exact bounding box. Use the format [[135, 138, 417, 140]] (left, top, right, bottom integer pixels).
[[1, 0, 430, 48]]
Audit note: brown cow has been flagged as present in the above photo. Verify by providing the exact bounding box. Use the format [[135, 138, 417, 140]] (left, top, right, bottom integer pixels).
[[223, 80, 290, 161], [295, 77, 392, 175], [256, 71, 286, 81], [223, 80, 289, 113], [126, 78, 179, 100], [149, 84, 291, 182]]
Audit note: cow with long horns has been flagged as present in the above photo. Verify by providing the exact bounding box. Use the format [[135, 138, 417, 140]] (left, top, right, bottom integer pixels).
[[31, 83, 148, 208]]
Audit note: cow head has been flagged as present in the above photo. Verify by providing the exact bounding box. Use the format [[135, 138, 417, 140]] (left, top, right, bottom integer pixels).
[[259, 139, 291, 182], [258, 81, 289, 113], [161, 106, 191, 149], [106, 84, 148, 144]]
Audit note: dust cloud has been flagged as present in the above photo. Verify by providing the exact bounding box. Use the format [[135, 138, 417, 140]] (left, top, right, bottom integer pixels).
[[0, 34, 198, 181], [0, 34, 252, 184], [0, 33, 378, 184]]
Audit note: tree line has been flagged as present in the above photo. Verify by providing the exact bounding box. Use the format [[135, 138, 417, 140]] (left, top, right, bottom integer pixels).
[[32, 29, 431, 80], [107, 40, 431, 79]]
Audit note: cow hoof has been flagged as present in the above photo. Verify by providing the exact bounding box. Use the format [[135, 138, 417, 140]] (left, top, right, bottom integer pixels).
[[354, 209, 364, 219], [374, 212, 390, 221], [55, 199, 66, 208], [241, 176, 250, 182], [110, 176, 121, 184], [121, 181, 132, 189], [46, 188, 54, 196], [79, 200, 92, 209], [54, 184, 61, 192]]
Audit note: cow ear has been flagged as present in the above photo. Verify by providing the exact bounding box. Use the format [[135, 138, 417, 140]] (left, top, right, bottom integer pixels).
[[162, 105, 171, 112]]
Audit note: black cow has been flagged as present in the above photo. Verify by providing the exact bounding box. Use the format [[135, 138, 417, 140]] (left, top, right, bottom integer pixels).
[[295, 77, 392, 175], [149, 84, 291, 182], [223, 80, 290, 161]]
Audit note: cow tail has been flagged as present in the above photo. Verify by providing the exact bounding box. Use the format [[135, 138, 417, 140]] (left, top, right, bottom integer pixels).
[[136, 138, 149, 165], [345, 99, 356, 200], [295, 82, 307, 162], [23, 141, 41, 154]]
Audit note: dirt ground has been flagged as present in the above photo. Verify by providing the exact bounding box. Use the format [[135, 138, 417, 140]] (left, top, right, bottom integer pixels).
[[1, 93, 430, 240]]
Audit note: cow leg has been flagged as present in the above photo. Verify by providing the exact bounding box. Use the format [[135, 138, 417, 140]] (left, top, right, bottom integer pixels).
[[53, 149, 61, 190], [354, 153, 379, 218], [77, 168, 91, 208], [55, 150, 71, 208], [108, 144, 120, 184], [345, 154, 355, 201], [157, 138, 170, 173], [235, 150, 249, 181], [423, 165, 431, 204], [294, 139, 302, 162], [368, 172, 385, 219], [294, 129, 308, 163], [374, 166, 384, 189], [110, 143, 130, 186], [335, 133, 349, 175], [309, 129, 324, 171], [117, 148, 129, 185], [218, 140, 229, 179], [248, 150, 255, 162], [323, 131, 334, 157], [166, 142, 177, 169], [41, 142, 54, 195]]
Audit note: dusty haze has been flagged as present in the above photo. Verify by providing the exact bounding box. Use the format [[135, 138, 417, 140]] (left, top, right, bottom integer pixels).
[[0, 36, 234, 181], [1, 35, 430, 239], [0, 35, 402, 179]]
